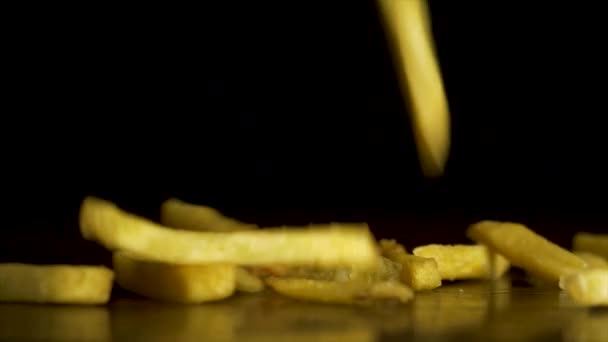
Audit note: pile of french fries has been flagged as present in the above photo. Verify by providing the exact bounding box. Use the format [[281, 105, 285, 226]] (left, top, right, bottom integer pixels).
[[0, 196, 606, 307]]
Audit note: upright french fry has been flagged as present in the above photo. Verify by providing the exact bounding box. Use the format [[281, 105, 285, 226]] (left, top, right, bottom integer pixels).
[[574, 252, 608, 269], [559, 269, 608, 306], [113, 252, 236, 303], [80, 197, 379, 268], [412, 244, 510, 280], [398, 256, 442, 291], [161, 198, 258, 232], [236, 268, 265, 293], [467, 221, 586, 283], [0, 263, 113, 304], [380, 240, 441, 291], [573, 232, 608, 260], [266, 278, 413, 305]]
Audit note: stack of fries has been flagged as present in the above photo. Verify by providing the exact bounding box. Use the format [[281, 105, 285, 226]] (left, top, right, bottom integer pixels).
[[0, 197, 606, 307]]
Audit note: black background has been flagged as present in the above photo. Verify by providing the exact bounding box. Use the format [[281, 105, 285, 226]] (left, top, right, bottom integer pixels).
[[3, 2, 607, 264]]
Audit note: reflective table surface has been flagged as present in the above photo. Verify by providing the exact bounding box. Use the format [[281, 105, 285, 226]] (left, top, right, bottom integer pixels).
[[1, 276, 606, 342]]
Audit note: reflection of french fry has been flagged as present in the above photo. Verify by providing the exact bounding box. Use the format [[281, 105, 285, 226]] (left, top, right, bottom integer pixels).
[[412, 244, 510, 280], [413, 278, 511, 339], [267, 278, 414, 305], [559, 269, 608, 306], [236, 268, 265, 293], [111, 299, 241, 342], [0, 304, 111, 341], [230, 297, 377, 342], [113, 252, 236, 303], [574, 252, 608, 269], [80, 197, 379, 268], [467, 221, 586, 283], [562, 309, 608, 342], [0, 263, 113, 304], [236, 293, 410, 339], [380, 240, 441, 290], [412, 283, 490, 337], [161, 198, 258, 232], [573, 232, 608, 260], [480, 309, 578, 342]]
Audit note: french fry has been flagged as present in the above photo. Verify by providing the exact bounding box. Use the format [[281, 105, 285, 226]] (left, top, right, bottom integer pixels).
[[267, 278, 366, 304], [412, 244, 510, 281], [161, 198, 265, 292], [367, 281, 415, 303], [574, 252, 608, 269], [113, 252, 236, 303], [0, 263, 113, 304], [467, 221, 586, 283], [80, 197, 379, 268], [573, 232, 608, 260], [376, 0, 451, 178], [380, 240, 441, 291], [236, 268, 265, 293], [266, 278, 414, 305], [161, 199, 391, 288], [559, 269, 608, 306], [270, 256, 401, 284], [161, 198, 258, 232], [397, 256, 442, 291]]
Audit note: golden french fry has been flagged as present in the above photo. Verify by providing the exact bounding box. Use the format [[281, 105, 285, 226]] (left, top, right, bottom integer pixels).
[[559, 269, 608, 307], [267, 278, 367, 304], [398, 255, 442, 291], [368, 257, 403, 282], [0, 263, 113, 304], [574, 252, 608, 269], [161, 198, 258, 232], [379, 239, 408, 255], [366, 281, 415, 303], [236, 268, 265, 293], [412, 244, 510, 281], [376, 0, 451, 177], [380, 240, 441, 291], [467, 221, 586, 283], [266, 278, 413, 305], [272, 256, 401, 284], [80, 197, 379, 268], [161, 198, 265, 293], [573, 232, 608, 260], [113, 252, 236, 303]]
